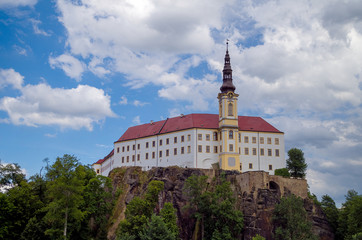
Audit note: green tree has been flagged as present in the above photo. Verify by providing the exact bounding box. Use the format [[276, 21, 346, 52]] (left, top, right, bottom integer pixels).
[[160, 202, 179, 239], [140, 214, 175, 240], [0, 162, 25, 188], [43, 154, 86, 239], [252, 234, 266, 240], [286, 148, 307, 178], [183, 174, 243, 240], [273, 194, 316, 240], [321, 194, 339, 235], [338, 190, 362, 240], [275, 168, 290, 177]]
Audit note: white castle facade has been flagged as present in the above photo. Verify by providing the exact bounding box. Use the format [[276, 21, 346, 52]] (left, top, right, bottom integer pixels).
[[93, 45, 285, 176]]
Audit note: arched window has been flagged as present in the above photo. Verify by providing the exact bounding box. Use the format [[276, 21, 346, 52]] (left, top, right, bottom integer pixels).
[[229, 130, 233, 139], [228, 103, 233, 116]]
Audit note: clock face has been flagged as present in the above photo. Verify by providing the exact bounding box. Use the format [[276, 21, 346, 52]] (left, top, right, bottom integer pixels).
[[228, 92, 234, 98]]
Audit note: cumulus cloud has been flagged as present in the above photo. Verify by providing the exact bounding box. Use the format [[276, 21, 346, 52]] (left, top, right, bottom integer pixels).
[[0, 68, 24, 89], [0, 0, 37, 8], [49, 54, 86, 81], [0, 69, 116, 131]]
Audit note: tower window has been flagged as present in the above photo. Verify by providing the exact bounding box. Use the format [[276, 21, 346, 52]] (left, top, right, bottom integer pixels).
[[228, 103, 233, 116], [229, 144, 233, 152], [229, 130, 233, 139]]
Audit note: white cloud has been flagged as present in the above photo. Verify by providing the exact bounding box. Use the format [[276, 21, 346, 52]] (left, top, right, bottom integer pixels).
[[0, 68, 24, 89], [30, 19, 50, 36], [49, 54, 85, 81], [133, 100, 148, 107], [0, 69, 116, 131], [119, 96, 128, 105], [132, 116, 141, 125], [0, 0, 37, 8]]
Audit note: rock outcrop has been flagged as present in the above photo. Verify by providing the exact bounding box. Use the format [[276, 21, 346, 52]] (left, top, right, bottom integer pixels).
[[107, 166, 334, 240]]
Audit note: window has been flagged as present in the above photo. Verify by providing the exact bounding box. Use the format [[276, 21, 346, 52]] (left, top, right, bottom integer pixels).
[[122, 157, 124, 163], [249, 163, 253, 169], [181, 147, 185, 154], [228, 103, 233, 116], [244, 147, 249, 155], [275, 149, 280, 157], [252, 148, 257, 155], [181, 135, 185, 142], [174, 148, 177, 155], [152, 141, 156, 147], [240, 163, 242, 171], [159, 139, 163, 146], [198, 134, 202, 141], [187, 146, 191, 153], [145, 153, 148, 160], [260, 148, 265, 156], [122, 146, 125, 152], [117, 147, 120, 153], [229, 130, 233, 139], [127, 156, 129, 162], [97, 169, 100, 174], [268, 149, 272, 156], [187, 134, 191, 141], [220, 145, 222, 152], [152, 152, 155, 159], [137, 154, 140, 161], [146, 142, 149, 148], [229, 144, 234, 152], [206, 134, 210, 141], [206, 146, 210, 153], [214, 146, 218, 153], [174, 137, 177, 143], [260, 137, 264, 144], [213, 132, 218, 141], [244, 136, 249, 143], [275, 138, 279, 145], [252, 137, 256, 144], [269, 165, 273, 170], [133, 145, 135, 150], [198, 145, 202, 152], [166, 149, 169, 157], [239, 133, 241, 142], [166, 138, 169, 144], [137, 144, 140, 150], [267, 137, 272, 144], [132, 155, 135, 162], [127, 146, 130, 151]]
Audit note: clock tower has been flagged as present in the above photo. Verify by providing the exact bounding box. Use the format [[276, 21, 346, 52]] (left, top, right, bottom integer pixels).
[[218, 42, 240, 171]]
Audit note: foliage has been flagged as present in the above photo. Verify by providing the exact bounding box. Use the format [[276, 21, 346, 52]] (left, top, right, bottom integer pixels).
[[139, 214, 175, 240], [183, 174, 243, 240], [274, 168, 290, 177], [286, 148, 307, 178], [338, 190, 362, 240], [117, 180, 165, 240], [252, 234, 266, 240], [273, 194, 317, 240], [160, 202, 179, 238], [0, 162, 26, 188], [321, 194, 339, 234]]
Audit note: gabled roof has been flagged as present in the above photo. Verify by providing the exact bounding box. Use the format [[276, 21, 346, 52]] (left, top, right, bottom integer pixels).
[[116, 113, 282, 143], [93, 149, 114, 165]]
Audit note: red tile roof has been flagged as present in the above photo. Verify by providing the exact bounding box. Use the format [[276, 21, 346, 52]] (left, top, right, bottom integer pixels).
[[116, 113, 282, 142], [93, 149, 114, 165]]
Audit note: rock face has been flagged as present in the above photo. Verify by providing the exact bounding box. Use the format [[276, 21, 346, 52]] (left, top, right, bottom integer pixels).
[[107, 166, 334, 240]]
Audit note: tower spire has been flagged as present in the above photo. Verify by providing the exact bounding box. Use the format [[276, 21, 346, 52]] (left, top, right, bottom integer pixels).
[[220, 40, 236, 93]]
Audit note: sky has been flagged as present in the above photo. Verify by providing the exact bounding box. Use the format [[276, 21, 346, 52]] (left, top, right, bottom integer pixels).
[[0, 0, 361, 206]]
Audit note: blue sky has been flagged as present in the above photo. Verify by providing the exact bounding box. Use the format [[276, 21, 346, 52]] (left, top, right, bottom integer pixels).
[[1, 0, 362, 206]]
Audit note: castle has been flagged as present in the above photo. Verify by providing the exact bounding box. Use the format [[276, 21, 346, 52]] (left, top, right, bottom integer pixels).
[[93, 44, 285, 176]]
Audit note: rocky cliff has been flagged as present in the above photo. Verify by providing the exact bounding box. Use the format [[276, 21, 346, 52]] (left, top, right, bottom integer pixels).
[[107, 166, 334, 240]]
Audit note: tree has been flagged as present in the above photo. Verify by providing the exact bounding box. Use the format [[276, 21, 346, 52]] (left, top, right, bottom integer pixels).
[[321, 194, 339, 235], [273, 194, 316, 240], [0, 162, 25, 188], [286, 148, 307, 178], [252, 234, 266, 240], [43, 154, 86, 239], [183, 174, 243, 240], [139, 214, 175, 240], [160, 202, 179, 239], [338, 190, 362, 240], [274, 168, 290, 178]]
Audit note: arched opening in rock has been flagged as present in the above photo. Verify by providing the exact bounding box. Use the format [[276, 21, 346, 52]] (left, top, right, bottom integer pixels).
[[269, 181, 280, 195]]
